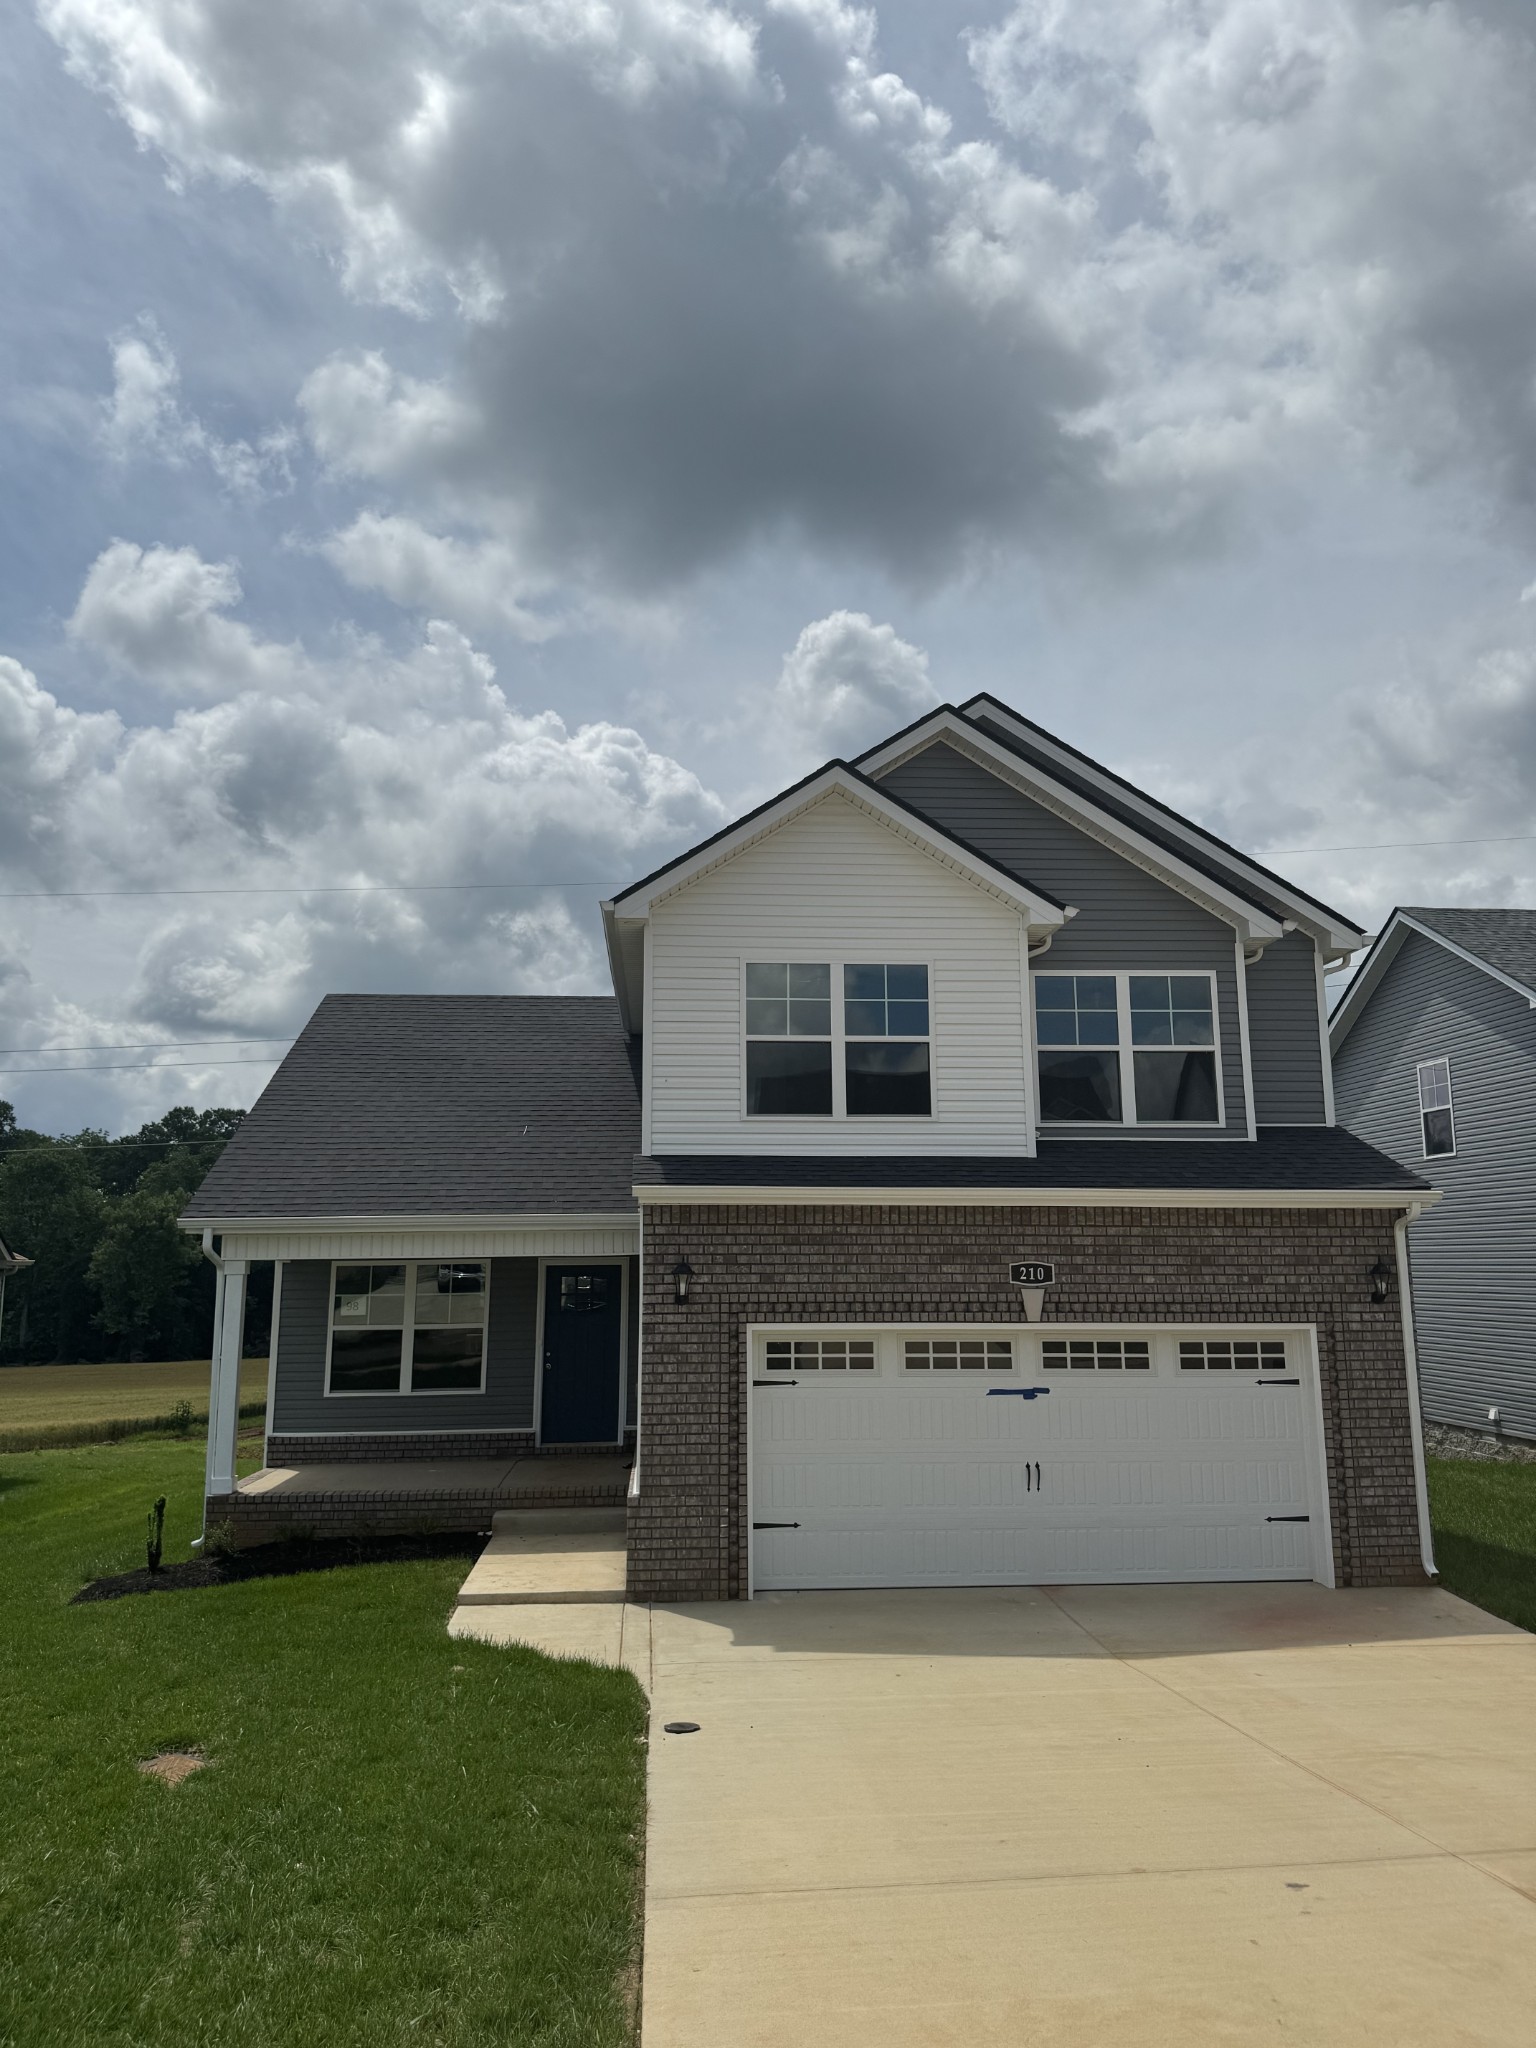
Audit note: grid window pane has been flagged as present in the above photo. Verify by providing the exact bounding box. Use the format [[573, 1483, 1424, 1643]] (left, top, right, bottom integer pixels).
[[330, 1328, 404, 1392], [1038, 1048, 1121, 1122], [763, 1338, 874, 1371], [333, 1263, 405, 1327], [904, 1339, 1013, 1371], [1130, 975, 1213, 1049], [843, 963, 929, 1038], [410, 1327, 484, 1390], [747, 1040, 833, 1115], [1132, 1049, 1218, 1122], [414, 1262, 487, 1328], [1041, 1339, 1150, 1371], [747, 965, 831, 1041], [1035, 975, 1120, 1048], [845, 1041, 931, 1116], [1179, 1340, 1287, 1372]]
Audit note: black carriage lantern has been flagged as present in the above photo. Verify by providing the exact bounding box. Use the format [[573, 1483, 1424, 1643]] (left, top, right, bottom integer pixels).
[[671, 1258, 695, 1304]]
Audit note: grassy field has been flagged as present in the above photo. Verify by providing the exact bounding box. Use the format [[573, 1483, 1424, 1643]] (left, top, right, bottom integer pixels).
[[0, 1359, 270, 1450], [0, 1438, 647, 2048], [1427, 1455, 1536, 1635]]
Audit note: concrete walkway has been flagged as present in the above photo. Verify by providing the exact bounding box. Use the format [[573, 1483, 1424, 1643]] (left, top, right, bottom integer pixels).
[[640, 1584, 1536, 2047]]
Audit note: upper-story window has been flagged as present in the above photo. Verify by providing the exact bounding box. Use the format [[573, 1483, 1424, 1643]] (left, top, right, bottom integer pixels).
[[744, 961, 932, 1117], [844, 963, 930, 1116], [1416, 1057, 1455, 1157], [745, 962, 832, 1114], [1034, 972, 1220, 1126]]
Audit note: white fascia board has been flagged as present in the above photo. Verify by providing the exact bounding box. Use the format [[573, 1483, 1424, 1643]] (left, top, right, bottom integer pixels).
[[947, 702, 1363, 951], [602, 901, 643, 1032], [179, 1209, 639, 1235], [1330, 910, 1536, 1055], [607, 764, 1066, 929], [860, 712, 1286, 945], [633, 1184, 1438, 1211]]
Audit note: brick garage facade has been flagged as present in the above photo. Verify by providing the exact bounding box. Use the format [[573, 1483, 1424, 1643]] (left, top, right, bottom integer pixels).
[[628, 1202, 1427, 1602]]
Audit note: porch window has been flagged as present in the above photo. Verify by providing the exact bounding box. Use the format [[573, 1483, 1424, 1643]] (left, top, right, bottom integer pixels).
[[1034, 972, 1220, 1126], [328, 1261, 489, 1394]]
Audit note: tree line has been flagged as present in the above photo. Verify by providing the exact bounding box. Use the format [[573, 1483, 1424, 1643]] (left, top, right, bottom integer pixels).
[[0, 1103, 271, 1367]]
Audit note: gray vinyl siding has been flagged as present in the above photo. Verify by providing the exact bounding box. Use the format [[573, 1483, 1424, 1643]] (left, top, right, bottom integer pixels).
[[880, 741, 1249, 1137], [271, 1257, 539, 1435], [1245, 931, 1328, 1123], [1333, 931, 1536, 1439]]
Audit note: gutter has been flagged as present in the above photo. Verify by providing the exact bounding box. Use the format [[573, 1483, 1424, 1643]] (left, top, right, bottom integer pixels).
[[1394, 1201, 1437, 1579]]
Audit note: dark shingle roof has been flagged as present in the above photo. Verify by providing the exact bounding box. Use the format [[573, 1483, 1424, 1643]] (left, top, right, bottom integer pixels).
[[1402, 907, 1536, 996], [633, 1126, 1427, 1194], [183, 995, 640, 1220]]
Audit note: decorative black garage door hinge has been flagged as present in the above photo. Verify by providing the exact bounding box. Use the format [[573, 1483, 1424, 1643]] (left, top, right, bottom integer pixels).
[[1255, 1378, 1301, 1386], [752, 1380, 799, 1387], [985, 1387, 1051, 1399], [752, 1521, 801, 1530], [1265, 1514, 1311, 1522]]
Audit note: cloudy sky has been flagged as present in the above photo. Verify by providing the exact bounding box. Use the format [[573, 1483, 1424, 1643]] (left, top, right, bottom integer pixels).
[[4, 0, 1536, 1135]]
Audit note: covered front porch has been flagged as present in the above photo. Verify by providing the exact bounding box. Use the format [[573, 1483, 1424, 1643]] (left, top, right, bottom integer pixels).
[[207, 1449, 633, 1546]]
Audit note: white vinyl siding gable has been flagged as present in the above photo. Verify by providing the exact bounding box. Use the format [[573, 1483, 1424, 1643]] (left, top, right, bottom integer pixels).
[[645, 790, 1034, 1154]]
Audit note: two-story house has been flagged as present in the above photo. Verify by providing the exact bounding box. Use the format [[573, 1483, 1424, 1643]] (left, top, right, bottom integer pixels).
[[1330, 906, 1536, 1444], [185, 695, 1437, 1596]]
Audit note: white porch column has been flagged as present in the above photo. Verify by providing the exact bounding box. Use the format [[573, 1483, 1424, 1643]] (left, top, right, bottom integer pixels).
[[205, 1259, 247, 1498]]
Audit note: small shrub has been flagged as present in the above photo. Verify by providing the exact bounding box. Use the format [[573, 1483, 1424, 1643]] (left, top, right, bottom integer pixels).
[[168, 1399, 194, 1435], [202, 1518, 240, 1559], [146, 1495, 166, 1573]]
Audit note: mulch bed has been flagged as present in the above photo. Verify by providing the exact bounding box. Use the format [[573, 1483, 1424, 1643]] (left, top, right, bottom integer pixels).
[[73, 1530, 487, 1603]]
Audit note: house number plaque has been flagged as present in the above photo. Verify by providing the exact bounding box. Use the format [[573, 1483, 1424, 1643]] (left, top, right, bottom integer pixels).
[[1008, 1260, 1054, 1325]]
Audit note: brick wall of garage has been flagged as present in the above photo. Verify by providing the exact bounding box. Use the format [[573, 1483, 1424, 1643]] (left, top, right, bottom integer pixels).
[[628, 1203, 1426, 1602]]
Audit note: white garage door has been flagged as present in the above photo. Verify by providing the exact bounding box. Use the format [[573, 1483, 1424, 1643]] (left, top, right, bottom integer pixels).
[[750, 1326, 1327, 1590]]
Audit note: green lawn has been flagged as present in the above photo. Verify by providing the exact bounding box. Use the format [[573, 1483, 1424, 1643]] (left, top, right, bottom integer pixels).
[[0, 1358, 269, 1430], [1427, 1455, 1536, 1635], [0, 1439, 647, 2048]]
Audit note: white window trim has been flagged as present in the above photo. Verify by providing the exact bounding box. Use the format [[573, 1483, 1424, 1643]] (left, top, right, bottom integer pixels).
[[532, 1257, 630, 1446], [1031, 969, 1226, 1129], [324, 1260, 491, 1397], [1416, 1056, 1457, 1160], [739, 955, 939, 1122]]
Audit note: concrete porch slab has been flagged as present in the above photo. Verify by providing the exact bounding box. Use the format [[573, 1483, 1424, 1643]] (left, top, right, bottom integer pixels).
[[456, 1527, 628, 1605]]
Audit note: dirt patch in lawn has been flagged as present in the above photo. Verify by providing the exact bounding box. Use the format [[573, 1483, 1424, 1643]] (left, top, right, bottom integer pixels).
[[74, 1530, 486, 1603], [138, 1750, 208, 1786]]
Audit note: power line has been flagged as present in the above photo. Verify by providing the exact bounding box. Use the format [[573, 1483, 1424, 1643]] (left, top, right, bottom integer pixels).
[[0, 880, 603, 900], [0, 1038, 296, 1056], [1264, 832, 1536, 856], [0, 1057, 282, 1076]]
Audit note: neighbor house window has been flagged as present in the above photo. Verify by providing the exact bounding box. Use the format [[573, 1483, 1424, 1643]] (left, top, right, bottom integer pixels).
[[1034, 973, 1220, 1125], [1416, 1058, 1456, 1158], [843, 963, 931, 1116], [328, 1262, 489, 1394], [745, 962, 833, 1115]]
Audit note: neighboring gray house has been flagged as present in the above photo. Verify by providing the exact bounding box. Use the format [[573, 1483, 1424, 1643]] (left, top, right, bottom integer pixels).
[[1331, 907, 1536, 1443], [186, 694, 1438, 1597]]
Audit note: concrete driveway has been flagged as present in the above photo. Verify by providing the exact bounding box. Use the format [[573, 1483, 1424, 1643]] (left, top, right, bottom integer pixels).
[[640, 1584, 1536, 2047]]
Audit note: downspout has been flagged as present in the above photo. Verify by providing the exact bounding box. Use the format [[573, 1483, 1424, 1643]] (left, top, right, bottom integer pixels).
[[1394, 1202, 1437, 1579]]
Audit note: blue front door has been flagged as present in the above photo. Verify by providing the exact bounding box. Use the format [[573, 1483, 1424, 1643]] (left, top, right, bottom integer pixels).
[[540, 1265, 623, 1444]]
